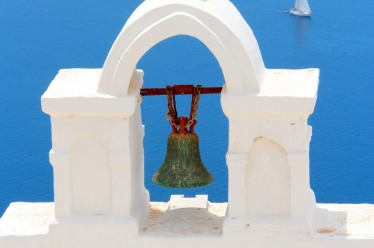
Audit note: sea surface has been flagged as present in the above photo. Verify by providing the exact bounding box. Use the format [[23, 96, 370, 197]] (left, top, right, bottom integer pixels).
[[0, 0, 373, 216]]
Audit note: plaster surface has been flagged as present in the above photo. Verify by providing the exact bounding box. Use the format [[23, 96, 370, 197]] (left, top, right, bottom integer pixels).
[[315, 204, 374, 239], [1, 201, 374, 248], [140, 195, 227, 237]]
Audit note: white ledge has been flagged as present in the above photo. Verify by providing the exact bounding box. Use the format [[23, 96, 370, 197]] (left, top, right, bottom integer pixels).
[[0, 202, 54, 236], [1, 202, 374, 239], [41, 69, 139, 117], [315, 203, 374, 239]]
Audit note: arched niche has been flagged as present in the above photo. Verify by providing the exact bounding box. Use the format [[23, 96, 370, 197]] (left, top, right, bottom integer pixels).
[[246, 137, 290, 217], [97, 0, 266, 98]]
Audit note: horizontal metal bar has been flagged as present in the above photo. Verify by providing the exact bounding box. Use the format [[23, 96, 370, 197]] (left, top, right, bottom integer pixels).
[[140, 85, 222, 96]]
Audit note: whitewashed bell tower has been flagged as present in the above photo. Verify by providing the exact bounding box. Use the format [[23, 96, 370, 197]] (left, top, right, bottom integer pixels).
[[1, 0, 373, 247], [42, 0, 319, 227]]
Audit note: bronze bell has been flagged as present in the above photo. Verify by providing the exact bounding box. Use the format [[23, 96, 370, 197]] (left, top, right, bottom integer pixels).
[[152, 85, 213, 188]]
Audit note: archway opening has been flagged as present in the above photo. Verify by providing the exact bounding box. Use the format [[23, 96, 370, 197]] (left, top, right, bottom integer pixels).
[[138, 35, 228, 203]]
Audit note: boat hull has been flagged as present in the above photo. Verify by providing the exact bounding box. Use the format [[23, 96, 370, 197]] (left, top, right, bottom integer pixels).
[[290, 8, 311, 16]]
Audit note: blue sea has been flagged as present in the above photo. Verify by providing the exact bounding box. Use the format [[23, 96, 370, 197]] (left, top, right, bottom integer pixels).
[[1, 0, 373, 216]]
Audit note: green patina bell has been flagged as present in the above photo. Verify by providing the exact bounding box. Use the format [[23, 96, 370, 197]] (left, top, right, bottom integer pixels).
[[153, 85, 213, 188], [153, 117, 213, 188]]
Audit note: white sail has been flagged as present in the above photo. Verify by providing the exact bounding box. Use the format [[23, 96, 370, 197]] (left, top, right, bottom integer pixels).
[[296, 0, 311, 13], [290, 0, 311, 16]]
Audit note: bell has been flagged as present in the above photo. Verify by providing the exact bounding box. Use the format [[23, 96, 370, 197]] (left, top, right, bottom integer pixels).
[[153, 117, 213, 188]]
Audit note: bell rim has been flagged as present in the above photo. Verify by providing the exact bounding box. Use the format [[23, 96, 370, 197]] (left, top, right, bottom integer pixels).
[[152, 173, 213, 188]]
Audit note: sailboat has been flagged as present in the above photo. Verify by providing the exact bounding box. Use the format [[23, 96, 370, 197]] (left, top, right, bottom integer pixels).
[[290, 0, 311, 16]]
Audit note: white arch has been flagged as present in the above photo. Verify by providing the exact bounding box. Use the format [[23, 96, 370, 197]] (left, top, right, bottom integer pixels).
[[97, 0, 266, 96]]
